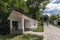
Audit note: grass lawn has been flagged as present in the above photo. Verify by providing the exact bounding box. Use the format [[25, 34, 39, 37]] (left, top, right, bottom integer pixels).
[[55, 25, 60, 28], [32, 25, 44, 32], [53, 24, 60, 28], [0, 34, 44, 40], [51, 23, 60, 28]]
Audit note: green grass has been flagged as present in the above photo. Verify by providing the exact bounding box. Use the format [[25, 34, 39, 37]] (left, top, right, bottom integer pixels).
[[0, 34, 44, 40], [51, 23, 60, 28], [53, 24, 60, 28], [55, 25, 60, 28], [0, 34, 15, 40], [32, 26, 44, 32]]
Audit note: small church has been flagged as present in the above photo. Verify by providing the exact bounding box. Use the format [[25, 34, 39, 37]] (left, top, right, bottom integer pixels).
[[8, 10, 39, 34]]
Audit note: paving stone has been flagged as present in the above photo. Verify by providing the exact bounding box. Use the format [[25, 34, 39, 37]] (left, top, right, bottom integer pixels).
[[24, 24, 60, 40]]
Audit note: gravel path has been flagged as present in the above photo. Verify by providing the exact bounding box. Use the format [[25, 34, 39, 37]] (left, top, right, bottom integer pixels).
[[24, 24, 60, 40], [43, 24, 60, 40]]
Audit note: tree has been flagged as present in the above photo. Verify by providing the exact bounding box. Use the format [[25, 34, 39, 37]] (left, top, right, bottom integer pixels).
[[13, 0, 29, 13], [40, 14, 49, 22], [43, 14, 49, 21], [49, 14, 60, 24], [26, 0, 49, 21]]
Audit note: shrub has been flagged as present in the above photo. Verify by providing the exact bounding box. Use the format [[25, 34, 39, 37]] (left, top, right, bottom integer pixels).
[[0, 34, 44, 40], [22, 34, 44, 40], [33, 26, 44, 32]]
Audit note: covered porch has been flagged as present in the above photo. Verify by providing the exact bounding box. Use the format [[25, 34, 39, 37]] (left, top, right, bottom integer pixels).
[[8, 10, 31, 34]]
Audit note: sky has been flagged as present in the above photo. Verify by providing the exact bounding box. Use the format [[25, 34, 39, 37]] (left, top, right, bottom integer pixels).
[[44, 0, 60, 15]]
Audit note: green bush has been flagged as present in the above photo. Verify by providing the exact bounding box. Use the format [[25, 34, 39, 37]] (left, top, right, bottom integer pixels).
[[52, 24, 60, 28], [22, 34, 44, 40], [40, 22, 44, 26], [0, 34, 17, 40], [0, 34, 44, 40], [0, 13, 10, 35], [33, 26, 44, 32]]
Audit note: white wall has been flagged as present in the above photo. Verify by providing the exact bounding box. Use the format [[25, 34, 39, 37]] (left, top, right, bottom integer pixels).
[[54, 21, 57, 25], [24, 20, 38, 29], [18, 19, 38, 30], [30, 20, 38, 29], [24, 20, 31, 28]]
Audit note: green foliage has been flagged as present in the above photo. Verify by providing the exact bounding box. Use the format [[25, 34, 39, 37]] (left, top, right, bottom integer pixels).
[[22, 34, 44, 40], [0, 34, 44, 40], [51, 24, 60, 29], [13, 0, 29, 13], [0, 11, 10, 34], [0, 34, 17, 40], [40, 22, 44, 26], [0, 1, 9, 13], [0, 0, 29, 13], [26, 0, 49, 20], [32, 22, 44, 32], [33, 26, 44, 32], [40, 14, 49, 22], [43, 14, 49, 21], [49, 14, 60, 24]]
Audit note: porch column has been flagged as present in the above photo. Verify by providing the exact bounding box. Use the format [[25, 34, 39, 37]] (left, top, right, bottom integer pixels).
[[10, 19, 13, 34], [21, 17, 24, 33]]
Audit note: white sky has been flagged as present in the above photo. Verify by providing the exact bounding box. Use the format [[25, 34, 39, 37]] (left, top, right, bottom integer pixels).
[[45, 0, 60, 11], [44, 0, 60, 14]]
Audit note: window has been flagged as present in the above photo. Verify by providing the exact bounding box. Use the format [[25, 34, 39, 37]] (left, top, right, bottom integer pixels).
[[34, 23, 36, 26]]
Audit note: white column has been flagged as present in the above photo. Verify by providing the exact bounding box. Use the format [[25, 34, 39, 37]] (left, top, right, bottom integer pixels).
[[21, 17, 24, 33], [10, 19, 12, 34], [18, 21, 21, 30]]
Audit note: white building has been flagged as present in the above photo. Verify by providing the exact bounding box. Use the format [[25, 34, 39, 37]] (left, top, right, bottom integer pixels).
[[54, 18, 60, 25], [8, 10, 39, 34]]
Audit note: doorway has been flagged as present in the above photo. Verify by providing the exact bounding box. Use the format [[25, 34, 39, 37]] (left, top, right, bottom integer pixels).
[[12, 21, 18, 30], [58, 22, 60, 25]]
